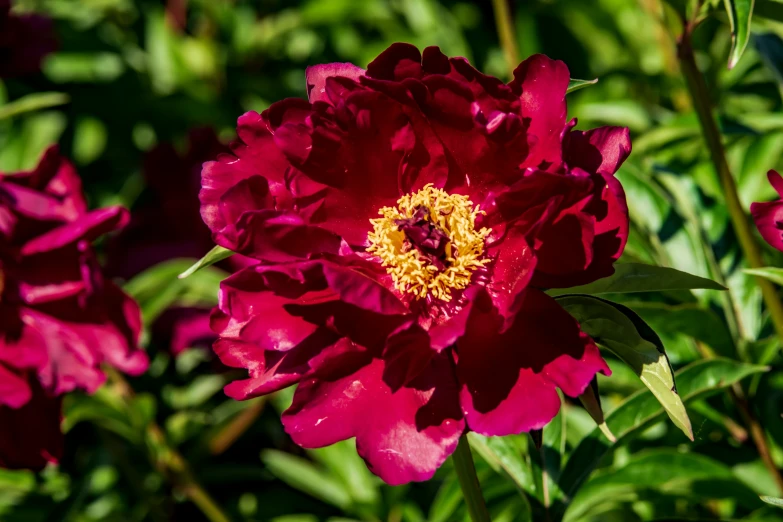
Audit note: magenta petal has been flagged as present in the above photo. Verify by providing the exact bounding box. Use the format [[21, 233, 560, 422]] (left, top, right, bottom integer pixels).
[[366, 43, 423, 81], [511, 55, 570, 170], [282, 352, 464, 485], [21, 207, 128, 255], [752, 170, 783, 252], [0, 364, 31, 408], [306, 62, 365, 103], [457, 288, 609, 436], [215, 328, 341, 400]]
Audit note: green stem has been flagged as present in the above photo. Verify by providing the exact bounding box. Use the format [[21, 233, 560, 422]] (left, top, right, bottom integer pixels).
[[451, 435, 492, 522], [677, 32, 783, 344], [677, 30, 783, 496], [491, 0, 519, 78]]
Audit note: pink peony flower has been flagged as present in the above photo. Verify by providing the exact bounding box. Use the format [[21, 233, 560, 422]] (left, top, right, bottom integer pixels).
[[201, 44, 631, 485], [752, 170, 783, 252], [0, 146, 147, 470], [0, 0, 56, 78]]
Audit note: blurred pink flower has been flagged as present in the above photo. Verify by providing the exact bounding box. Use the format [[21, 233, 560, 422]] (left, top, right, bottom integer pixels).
[[201, 44, 631, 484], [0, 0, 56, 78], [0, 146, 147, 470]]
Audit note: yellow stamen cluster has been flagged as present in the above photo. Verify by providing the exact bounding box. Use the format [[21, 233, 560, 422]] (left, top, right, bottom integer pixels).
[[366, 184, 490, 301]]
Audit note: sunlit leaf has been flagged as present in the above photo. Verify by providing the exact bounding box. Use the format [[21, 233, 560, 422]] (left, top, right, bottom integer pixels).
[[761, 495, 783, 507], [557, 295, 693, 440], [557, 358, 768, 511], [565, 450, 763, 521], [745, 267, 783, 286], [178, 246, 234, 279], [548, 263, 725, 296], [566, 78, 598, 94], [724, 0, 756, 69]]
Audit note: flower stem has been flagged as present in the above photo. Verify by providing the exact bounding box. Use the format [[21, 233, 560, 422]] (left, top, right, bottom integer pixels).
[[491, 0, 519, 78], [451, 435, 492, 522], [677, 32, 783, 344]]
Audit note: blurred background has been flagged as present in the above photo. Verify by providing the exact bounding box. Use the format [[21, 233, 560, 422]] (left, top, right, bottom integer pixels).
[[5, 0, 783, 520]]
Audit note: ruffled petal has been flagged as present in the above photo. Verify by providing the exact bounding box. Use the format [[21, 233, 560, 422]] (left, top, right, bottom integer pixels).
[[282, 352, 464, 485], [306, 62, 366, 103], [457, 288, 609, 436]]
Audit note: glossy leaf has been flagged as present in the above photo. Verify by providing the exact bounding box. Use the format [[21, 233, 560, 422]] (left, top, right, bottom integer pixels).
[[557, 358, 767, 508], [565, 450, 763, 521], [557, 295, 693, 439], [547, 263, 725, 296], [724, 0, 756, 69], [178, 245, 234, 279]]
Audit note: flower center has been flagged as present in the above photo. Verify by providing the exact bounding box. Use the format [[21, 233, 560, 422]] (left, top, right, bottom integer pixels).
[[366, 184, 491, 301]]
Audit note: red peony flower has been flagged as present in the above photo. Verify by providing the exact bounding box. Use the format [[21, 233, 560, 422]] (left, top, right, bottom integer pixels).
[[0, 146, 147, 470], [201, 44, 631, 485], [0, 0, 56, 78], [752, 170, 783, 252]]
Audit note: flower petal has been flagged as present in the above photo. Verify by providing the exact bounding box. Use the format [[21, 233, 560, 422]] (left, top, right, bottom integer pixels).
[[282, 352, 464, 485], [306, 62, 365, 103], [457, 288, 609, 436]]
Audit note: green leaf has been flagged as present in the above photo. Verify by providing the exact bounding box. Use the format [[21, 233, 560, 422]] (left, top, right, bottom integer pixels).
[[566, 78, 598, 94], [548, 263, 725, 296], [761, 496, 783, 507], [745, 267, 783, 286], [556, 295, 693, 440], [178, 246, 234, 279], [724, 0, 756, 69], [467, 433, 535, 497], [260, 450, 352, 511], [0, 92, 69, 121], [626, 301, 735, 357], [755, 0, 783, 22], [124, 258, 226, 325], [565, 450, 763, 521], [557, 358, 767, 508]]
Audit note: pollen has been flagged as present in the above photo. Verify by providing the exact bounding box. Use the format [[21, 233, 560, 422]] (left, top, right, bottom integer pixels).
[[366, 184, 491, 301]]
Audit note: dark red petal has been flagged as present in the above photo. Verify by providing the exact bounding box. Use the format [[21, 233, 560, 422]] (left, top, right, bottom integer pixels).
[[564, 126, 632, 177], [20, 207, 128, 255], [511, 55, 570, 170], [457, 288, 609, 436], [366, 43, 423, 81], [0, 364, 31, 408], [0, 381, 62, 471], [282, 352, 464, 485]]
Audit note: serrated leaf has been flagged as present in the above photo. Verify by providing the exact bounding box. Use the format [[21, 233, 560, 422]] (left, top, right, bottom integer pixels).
[[548, 263, 725, 296], [557, 295, 692, 440], [724, 0, 756, 69], [557, 358, 768, 511], [178, 246, 233, 279], [566, 78, 598, 94]]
